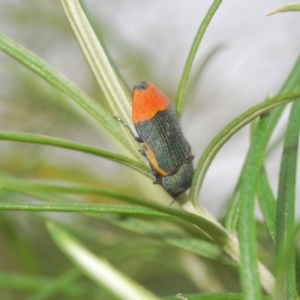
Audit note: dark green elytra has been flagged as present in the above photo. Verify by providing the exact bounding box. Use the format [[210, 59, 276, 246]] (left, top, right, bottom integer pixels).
[[132, 81, 193, 197]]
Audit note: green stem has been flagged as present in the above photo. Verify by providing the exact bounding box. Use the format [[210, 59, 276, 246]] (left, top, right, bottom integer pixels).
[[176, 0, 222, 114], [0, 202, 168, 217], [0, 178, 229, 244], [0, 131, 151, 179]]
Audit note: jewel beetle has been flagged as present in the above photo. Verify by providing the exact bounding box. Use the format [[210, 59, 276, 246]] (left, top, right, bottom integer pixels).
[[132, 81, 194, 197]]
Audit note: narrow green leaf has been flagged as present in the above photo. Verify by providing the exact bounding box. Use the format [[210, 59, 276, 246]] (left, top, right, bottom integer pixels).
[[226, 56, 300, 234], [223, 117, 264, 234], [0, 131, 152, 179], [222, 58, 300, 296], [0, 172, 278, 293], [257, 168, 277, 243], [238, 113, 270, 300], [0, 175, 229, 244], [275, 99, 300, 299], [265, 56, 300, 143], [61, 0, 139, 154], [268, 3, 300, 15], [102, 215, 236, 266], [0, 33, 130, 150], [224, 182, 241, 233], [0, 202, 169, 217], [176, 0, 222, 114], [47, 222, 160, 300], [61, 0, 131, 121], [190, 91, 300, 209], [1, 176, 166, 218], [256, 56, 300, 250]]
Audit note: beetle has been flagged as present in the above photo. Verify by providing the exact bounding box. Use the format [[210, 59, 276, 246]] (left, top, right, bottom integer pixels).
[[132, 81, 194, 197]]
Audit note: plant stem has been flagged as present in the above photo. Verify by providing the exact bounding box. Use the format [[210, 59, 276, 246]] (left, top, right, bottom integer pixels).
[[176, 0, 222, 114]]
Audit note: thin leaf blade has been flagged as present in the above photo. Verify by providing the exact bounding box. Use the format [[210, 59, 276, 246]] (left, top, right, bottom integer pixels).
[[268, 3, 300, 15], [275, 99, 300, 299], [47, 222, 160, 300], [0, 33, 129, 149], [61, 0, 139, 155]]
